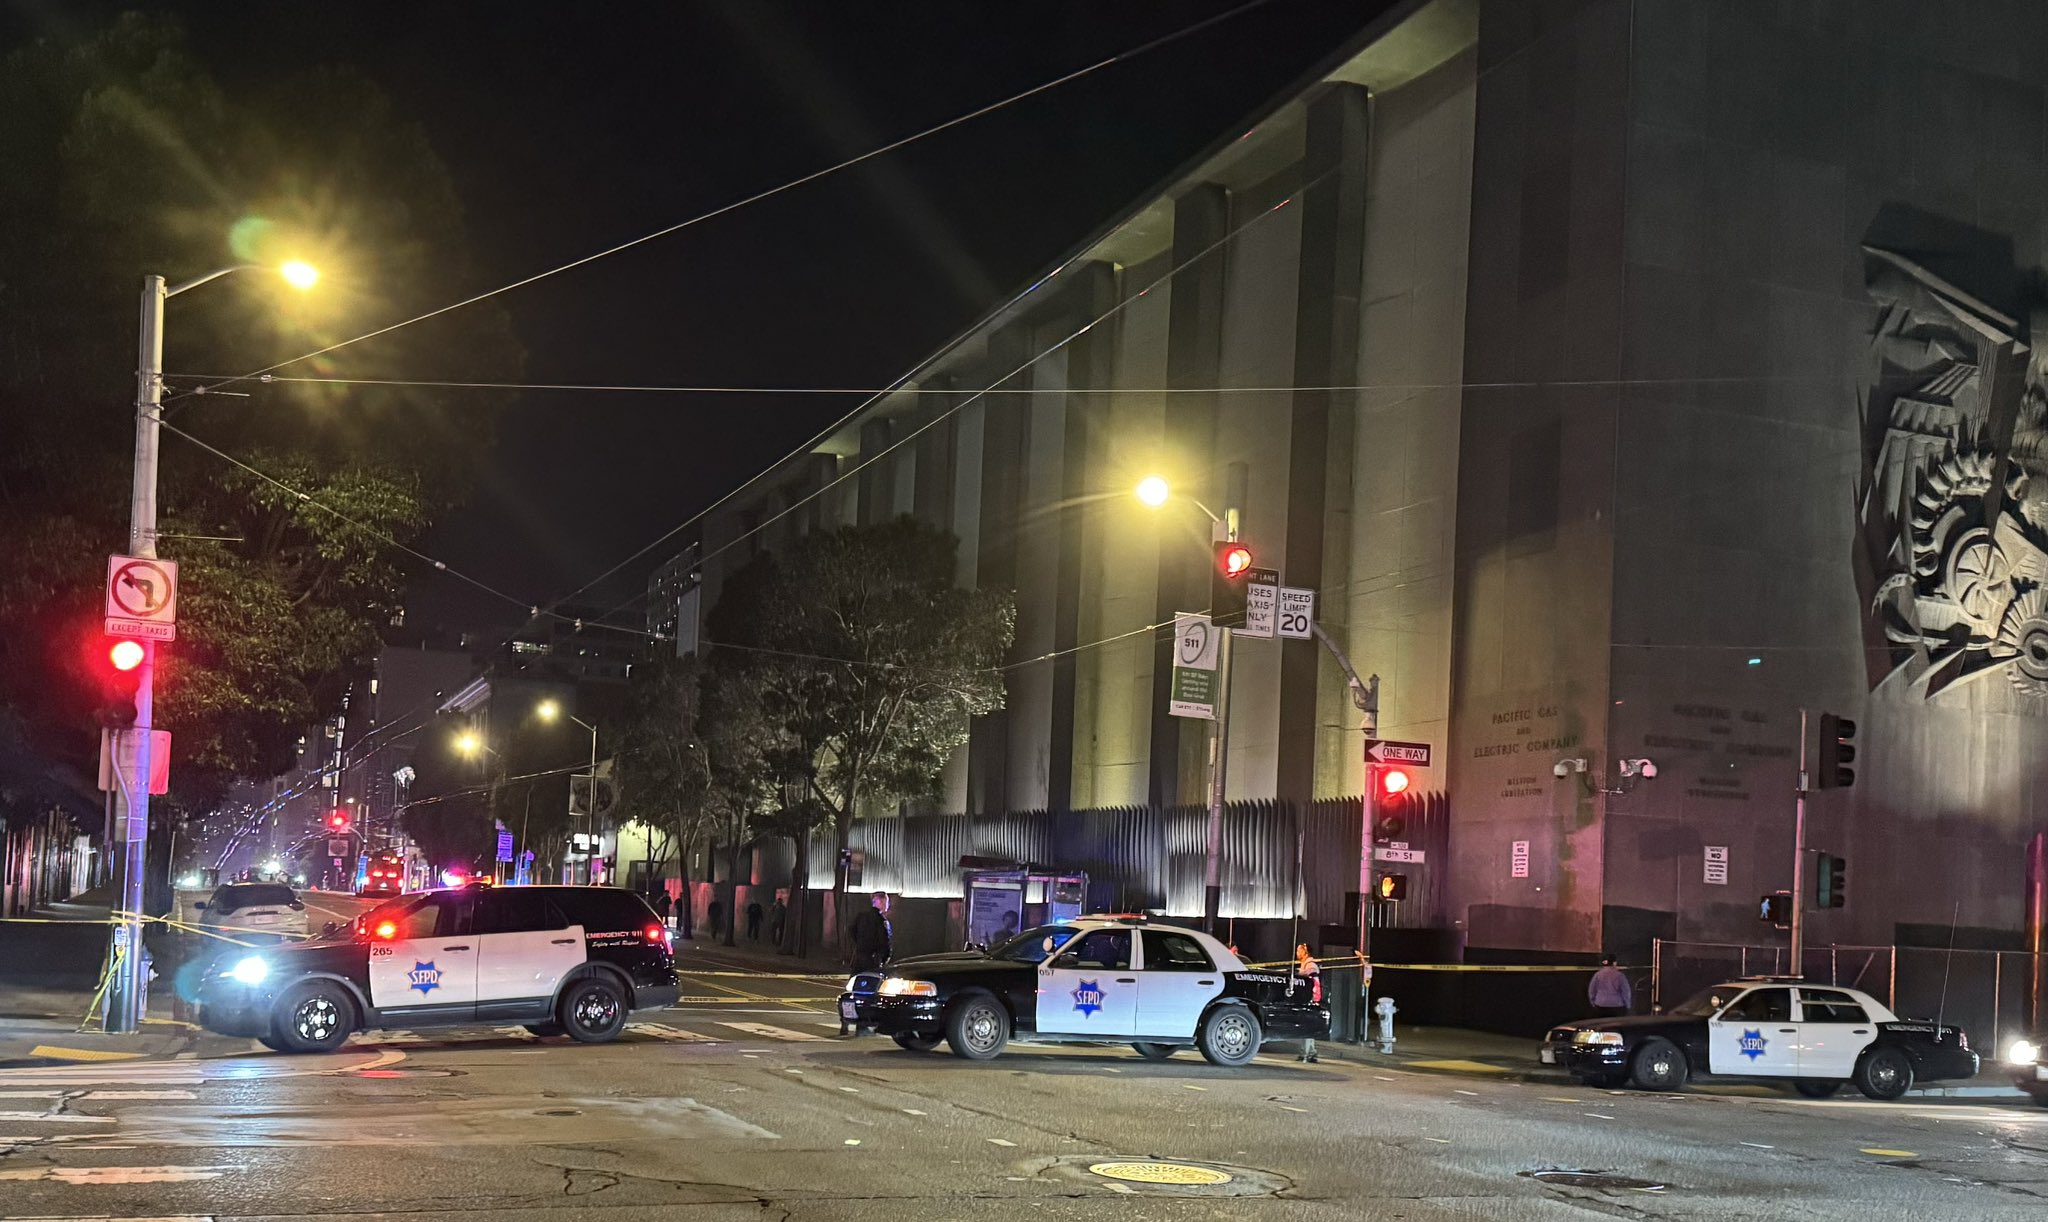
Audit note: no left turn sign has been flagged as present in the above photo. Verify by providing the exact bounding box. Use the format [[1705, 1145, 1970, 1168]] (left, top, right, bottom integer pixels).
[[105, 554, 178, 641]]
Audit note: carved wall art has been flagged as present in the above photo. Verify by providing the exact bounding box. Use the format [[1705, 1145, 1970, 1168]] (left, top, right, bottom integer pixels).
[[1857, 243, 2048, 698]]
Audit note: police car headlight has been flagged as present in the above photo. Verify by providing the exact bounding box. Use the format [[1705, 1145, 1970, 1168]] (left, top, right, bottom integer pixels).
[[1573, 1030, 1624, 1046], [227, 956, 270, 986], [879, 977, 936, 997], [2008, 1038, 2039, 1066]]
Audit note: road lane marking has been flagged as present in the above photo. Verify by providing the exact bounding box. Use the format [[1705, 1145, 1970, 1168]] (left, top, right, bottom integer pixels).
[[1741, 1142, 1775, 1150], [627, 1022, 721, 1042], [1409, 1059, 1507, 1074], [989, 1138, 1017, 1147], [1584, 1113, 1617, 1120], [839, 1087, 860, 1093], [844, 1138, 861, 1146], [903, 1109, 927, 1115], [1861, 1148, 1918, 1158], [1425, 1137, 1452, 1144], [0, 1165, 234, 1184], [0, 1112, 117, 1124], [720, 1022, 827, 1042], [0, 1091, 64, 1098], [1453, 1089, 1479, 1097], [83, 1090, 196, 1100], [1183, 1085, 1207, 1092]]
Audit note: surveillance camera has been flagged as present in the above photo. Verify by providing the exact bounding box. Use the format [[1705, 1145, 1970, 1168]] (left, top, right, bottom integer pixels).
[[1553, 760, 1571, 778]]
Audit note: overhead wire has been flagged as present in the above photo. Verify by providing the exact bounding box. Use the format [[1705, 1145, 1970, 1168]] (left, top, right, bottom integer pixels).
[[154, 0, 1276, 412]]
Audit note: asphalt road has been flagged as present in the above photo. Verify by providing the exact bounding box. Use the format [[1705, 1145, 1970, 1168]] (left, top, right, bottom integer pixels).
[[3, 944, 2046, 1220]]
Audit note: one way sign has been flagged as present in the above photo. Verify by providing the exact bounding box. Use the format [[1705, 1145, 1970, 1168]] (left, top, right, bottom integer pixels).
[[1364, 738, 1431, 767]]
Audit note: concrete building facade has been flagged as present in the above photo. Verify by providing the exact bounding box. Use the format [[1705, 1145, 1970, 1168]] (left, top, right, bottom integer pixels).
[[692, 0, 2048, 962]]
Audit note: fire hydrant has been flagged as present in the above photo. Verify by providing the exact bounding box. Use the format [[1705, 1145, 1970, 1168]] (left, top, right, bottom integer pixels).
[[1374, 995, 1398, 1053]]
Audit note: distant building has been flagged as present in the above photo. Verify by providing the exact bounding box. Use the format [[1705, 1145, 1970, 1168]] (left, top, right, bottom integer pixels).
[[646, 542, 702, 656]]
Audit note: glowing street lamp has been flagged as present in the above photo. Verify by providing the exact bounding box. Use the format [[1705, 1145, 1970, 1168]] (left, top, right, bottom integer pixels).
[[454, 730, 483, 758], [279, 259, 320, 290], [1135, 475, 1171, 508]]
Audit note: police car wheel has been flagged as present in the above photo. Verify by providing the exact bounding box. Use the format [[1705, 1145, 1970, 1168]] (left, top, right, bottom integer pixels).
[[256, 1034, 289, 1053], [892, 1032, 943, 1053], [1197, 1005, 1262, 1067], [275, 982, 354, 1053], [1794, 1078, 1844, 1098], [559, 977, 628, 1043], [945, 993, 1009, 1060], [1854, 1047, 1913, 1100], [1131, 1042, 1176, 1060], [1628, 1038, 1687, 1091]]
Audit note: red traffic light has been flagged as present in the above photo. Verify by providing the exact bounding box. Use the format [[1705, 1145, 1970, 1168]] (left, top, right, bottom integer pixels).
[[327, 811, 350, 830], [1379, 768, 1412, 796], [109, 640, 145, 671], [1219, 543, 1253, 578]]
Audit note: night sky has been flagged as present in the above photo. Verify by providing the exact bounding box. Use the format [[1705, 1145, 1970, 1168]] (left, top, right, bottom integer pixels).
[[5, 1, 1385, 632]]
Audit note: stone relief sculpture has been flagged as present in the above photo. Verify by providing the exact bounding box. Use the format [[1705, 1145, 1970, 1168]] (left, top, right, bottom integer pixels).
[[1857, 243, 2048, 697]]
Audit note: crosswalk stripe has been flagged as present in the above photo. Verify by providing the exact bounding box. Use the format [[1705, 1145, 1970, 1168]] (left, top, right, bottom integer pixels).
[[718, 1021, 829, 1042], [0, 1067, 204, 1087], [0, 1111, 116, 1124], [0, 1165, 234, 1184], [626, 1022, 721, 1043]]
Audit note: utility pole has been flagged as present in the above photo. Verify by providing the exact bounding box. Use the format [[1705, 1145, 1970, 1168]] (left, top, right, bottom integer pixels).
[[1791, 708, 1809, 973], [106, 275, 166, 1034], [1200, 504, 1240, 934]]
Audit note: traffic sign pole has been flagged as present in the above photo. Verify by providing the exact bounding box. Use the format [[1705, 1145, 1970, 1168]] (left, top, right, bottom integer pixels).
[[1202, 505, 1240, 935], [108, 274, 166, 1035]]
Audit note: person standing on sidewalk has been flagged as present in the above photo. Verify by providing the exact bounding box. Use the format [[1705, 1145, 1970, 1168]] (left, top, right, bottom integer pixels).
[[1588, 956, 1632, 1017], [745, 900, 763, 940], [1294, 944, 1322, 1063]]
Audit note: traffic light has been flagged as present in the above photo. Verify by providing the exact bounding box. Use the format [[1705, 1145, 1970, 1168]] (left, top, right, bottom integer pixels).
[[1377, 873, 1409, 901], [1759, 892, 1791, 925], [98, 639, 144, 728], [1210, 541, 1254, 628], [1373, 767, 1413, 838], [327, 810, 351, 833], [1816, 712, 1856, 788], [1815, 853, 1847, 908]]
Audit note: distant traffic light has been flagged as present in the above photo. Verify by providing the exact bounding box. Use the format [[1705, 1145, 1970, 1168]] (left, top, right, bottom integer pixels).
[[327, 810, 351, 833], [1210, 541, 1255, 628], [1377, 873, 1409, 901], [1815, 853, 1847, 908], [1816, 713, 1856, 789], [98, 639, 144, 728]]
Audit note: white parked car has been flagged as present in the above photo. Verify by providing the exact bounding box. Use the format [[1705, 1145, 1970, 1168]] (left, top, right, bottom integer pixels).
[[195, 882, 310, 944]]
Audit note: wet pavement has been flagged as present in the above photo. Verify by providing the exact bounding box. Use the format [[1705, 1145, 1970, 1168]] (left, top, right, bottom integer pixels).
[[0, 948, 2044, 1219]]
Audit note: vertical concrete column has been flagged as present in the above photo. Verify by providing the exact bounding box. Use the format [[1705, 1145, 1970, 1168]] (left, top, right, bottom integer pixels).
[[967, 325, 1034, 815], [1277, 85, 1373, 802], [1048, 262, 1121, 814], [1148, 184, 1231, 808]]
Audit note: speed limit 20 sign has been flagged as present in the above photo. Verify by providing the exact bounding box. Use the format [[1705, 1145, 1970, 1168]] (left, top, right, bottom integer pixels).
[[1276, 586, 1315, 639]]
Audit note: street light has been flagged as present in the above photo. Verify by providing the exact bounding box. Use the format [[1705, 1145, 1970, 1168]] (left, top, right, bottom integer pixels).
[[454, 729, 486, 758], [536, 698, 600, 883], [104, 258, 321, 1035], [1134, 472, 1242, 933]]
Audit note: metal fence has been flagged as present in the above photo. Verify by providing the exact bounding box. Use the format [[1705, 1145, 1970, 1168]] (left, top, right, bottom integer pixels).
[[1653, 939, 2048, 1053]]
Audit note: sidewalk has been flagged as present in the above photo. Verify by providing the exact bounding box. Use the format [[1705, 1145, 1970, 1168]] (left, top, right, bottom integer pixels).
[[669, 929, 844, 978]]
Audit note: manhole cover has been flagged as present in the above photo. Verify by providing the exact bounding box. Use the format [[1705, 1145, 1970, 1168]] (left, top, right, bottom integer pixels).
[[1520, 1169, 1667, 1193], [1091, 1161, 1234, 1186], [1033, 1156, 1286, 1197]]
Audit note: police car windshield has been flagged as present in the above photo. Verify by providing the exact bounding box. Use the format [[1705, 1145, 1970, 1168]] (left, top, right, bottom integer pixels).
[[990, 925, 1078, 963], [1668, 986, 1739, 1017]]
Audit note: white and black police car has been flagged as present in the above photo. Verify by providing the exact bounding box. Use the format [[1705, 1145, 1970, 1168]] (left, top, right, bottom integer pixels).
[[1543, 979, 1978, 1099], [839, 915, 1329, 1066], [195, 884, 680, 1052]]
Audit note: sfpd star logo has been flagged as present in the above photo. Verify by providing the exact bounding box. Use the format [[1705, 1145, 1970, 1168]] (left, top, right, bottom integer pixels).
[[1072, 979, 1105, 1017], [408, 960, 442, 996], [1738, 1028, 1768, 1060]]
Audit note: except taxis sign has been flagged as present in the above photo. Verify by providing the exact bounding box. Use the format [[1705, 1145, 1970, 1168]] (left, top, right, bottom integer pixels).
[[104, 554, 178, 641]]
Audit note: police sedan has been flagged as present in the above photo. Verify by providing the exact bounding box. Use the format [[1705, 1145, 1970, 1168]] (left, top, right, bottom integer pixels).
[[1542, 979, 1977, 1099], [195, 883, 680, 1052], [839, 916, 1328, 1066]]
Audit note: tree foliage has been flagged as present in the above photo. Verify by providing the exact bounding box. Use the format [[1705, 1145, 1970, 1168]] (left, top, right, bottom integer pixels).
[[706, 517, 1015, 939], [0, 14, 520, 803]]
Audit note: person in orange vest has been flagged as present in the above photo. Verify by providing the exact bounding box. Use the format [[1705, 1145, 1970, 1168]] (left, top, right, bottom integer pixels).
[[1294, 944, 1322, 1063]]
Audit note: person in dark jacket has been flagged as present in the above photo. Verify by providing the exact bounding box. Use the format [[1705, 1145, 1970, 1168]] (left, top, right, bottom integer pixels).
[[745, 900, 764, 940], [849, 892, 891, 972]]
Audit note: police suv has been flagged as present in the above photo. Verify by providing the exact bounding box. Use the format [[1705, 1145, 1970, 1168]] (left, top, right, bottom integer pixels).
[[1542, 979, 1977, 1099], [194, 884, 680, 1053], [838, 915, 1328, 1066]]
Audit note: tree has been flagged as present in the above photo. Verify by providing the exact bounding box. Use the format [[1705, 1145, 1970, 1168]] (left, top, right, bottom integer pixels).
[[0, 15, 520, 806], [610, 653, 714, 936], [706, 518, 1015, 943]]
